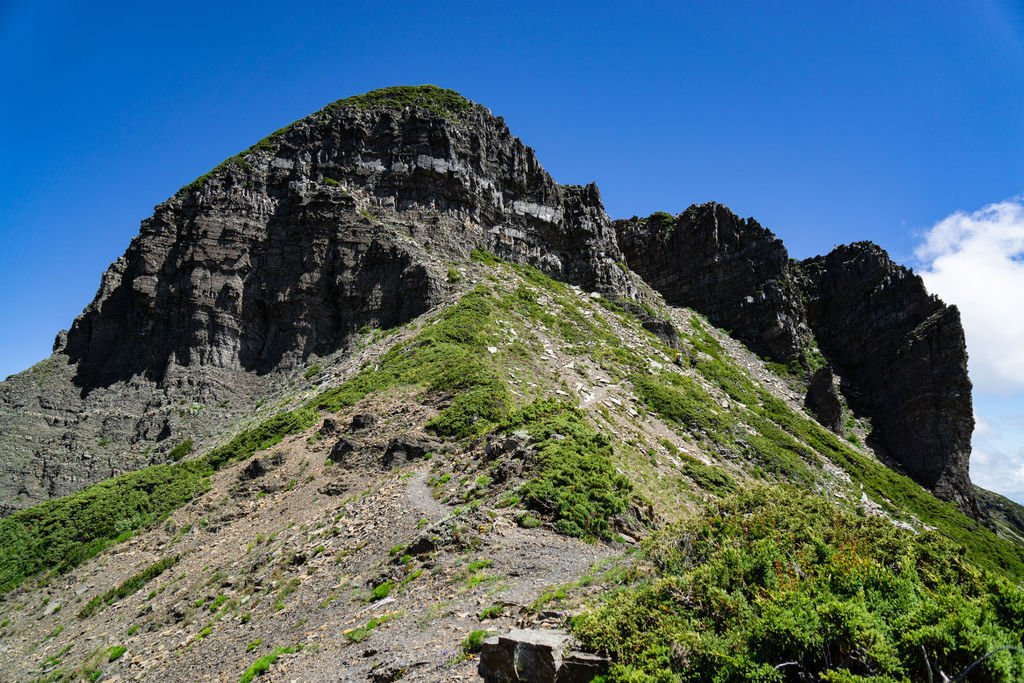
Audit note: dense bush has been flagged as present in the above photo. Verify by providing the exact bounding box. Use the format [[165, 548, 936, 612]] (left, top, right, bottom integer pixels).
[[503, 399, 633, 540], [573, 486, 1024, 682], [0, 463, 208, 592]]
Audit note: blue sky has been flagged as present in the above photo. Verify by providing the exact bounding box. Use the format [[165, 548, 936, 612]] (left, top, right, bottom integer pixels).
[[1, 1, 1023, 500]]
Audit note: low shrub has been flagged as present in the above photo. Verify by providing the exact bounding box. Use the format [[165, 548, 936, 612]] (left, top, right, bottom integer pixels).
[[78, 555, 179, 618], [503, 399, 633, 540], [238, 645, 301, 683], [573, 486, 1024, 682]]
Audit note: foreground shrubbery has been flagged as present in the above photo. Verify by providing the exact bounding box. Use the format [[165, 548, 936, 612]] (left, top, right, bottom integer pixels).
[[502, 399, 633, 540], [0, 463, 208, 592], [573, 486, 1024, 682]]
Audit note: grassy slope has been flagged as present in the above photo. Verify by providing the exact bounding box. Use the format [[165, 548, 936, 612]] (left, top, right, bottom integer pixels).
[[574, 486, 1024, 682], [1, 253, 1021, 612]]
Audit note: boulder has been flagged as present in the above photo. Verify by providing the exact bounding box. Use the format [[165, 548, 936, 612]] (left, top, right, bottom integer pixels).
[[478, 629, 610, 683], [350, 413, 379, 432], [318, 417, 341, 437], [240, 458, 267, 480], [327, 437, 357, 464], [804, 367, 843, 432], [383, 433, 440, 469]]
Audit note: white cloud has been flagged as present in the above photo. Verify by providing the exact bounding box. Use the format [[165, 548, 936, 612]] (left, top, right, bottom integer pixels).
[[915, 198, 1024, 395], [970, 443, 1024, 505], [916, 199, 1024, 503]]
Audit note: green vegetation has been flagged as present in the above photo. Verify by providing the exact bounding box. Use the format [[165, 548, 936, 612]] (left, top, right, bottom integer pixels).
[[238, 645, 301, 683], [370, 580, 395, 601], [344, 614, 396, 643], [678, 452, 736, 495], [167, 439, 194, 461], [325, 85, 474, 119], [205, 408, 318, 470], [78, 555, 179, 618], [573, 486, 1024, 682], [502, 399, 633, 540], [517, 512, 542, 529], [634, 373, 734, 441], [303, 363, 323, 380], [646, 211, 676, 232], [0, 461, 208, 592], [106, 646, 127, 663], [461, 629, 491, 656], [467, 558, 493, 572], [478, 604, 504, 620], [312, 285, 513, 438]]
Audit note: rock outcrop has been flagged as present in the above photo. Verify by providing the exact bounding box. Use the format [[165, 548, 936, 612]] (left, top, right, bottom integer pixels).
[[805, 367, 843, 433], [478, 629, 610, 683], [65, 87, 633, 391], [615, 204, 810, 363], [0, 86, 636, 515], [0, 86, 978, 518], [615, 207, 976, 514], [800, 243, 976, 514]]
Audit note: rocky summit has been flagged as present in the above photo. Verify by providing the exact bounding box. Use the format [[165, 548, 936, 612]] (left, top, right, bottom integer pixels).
[[1, 86, 1022, 682], [615, 206, 976, 514]]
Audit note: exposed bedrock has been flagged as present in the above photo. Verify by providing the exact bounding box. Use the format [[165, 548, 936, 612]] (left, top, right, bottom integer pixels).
[[614, 203, 810, 363], [65, 96, 633, 392], [614, 206, 977, 514], [800, 243, 977, 515], [0, 88, 637, 513]]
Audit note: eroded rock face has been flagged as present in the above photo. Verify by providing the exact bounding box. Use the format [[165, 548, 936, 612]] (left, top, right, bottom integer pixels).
[[615, 204, 810, 363], [800, 243, 976, 514], [805, 367, 843, 433], [0, 88, 978, 519], [64, 101, 631, 389], [1, 89, 636, 514], [616, 209, 977, 515]]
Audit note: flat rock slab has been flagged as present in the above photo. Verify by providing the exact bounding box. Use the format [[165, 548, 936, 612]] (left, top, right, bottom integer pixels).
[[479, 629, 609, 683]]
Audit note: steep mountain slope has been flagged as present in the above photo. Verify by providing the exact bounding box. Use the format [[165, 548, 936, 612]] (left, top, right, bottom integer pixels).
[[1, 86, 1023, 681], [615, 206, 976, 515], [2, 257, 1022, 682], [0, 86, 635, 516]]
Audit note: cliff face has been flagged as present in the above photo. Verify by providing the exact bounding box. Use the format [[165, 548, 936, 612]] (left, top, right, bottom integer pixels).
[[614, 206, 976, 514], [615, 203, 810, 363], [65, 88, 632, 390], [0, 86, 977, 518], [0, 87, 635, 514], [800, 244, 976, 515]]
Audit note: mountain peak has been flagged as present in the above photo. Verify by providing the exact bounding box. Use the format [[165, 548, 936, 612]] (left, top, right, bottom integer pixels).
[[321, 84, 482, 120]]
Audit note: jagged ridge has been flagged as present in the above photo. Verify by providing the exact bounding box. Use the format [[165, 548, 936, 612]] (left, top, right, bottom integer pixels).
[[615, 204, 976, 514]]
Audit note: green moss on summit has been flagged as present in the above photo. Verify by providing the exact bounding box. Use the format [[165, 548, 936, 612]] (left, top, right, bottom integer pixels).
[[325, 84, 475, 119]]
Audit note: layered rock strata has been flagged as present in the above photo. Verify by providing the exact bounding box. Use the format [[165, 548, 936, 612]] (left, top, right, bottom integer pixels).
[[0, 87, 977, 518], [615, 206, 976, 513], [0, 87, 635, 514]]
